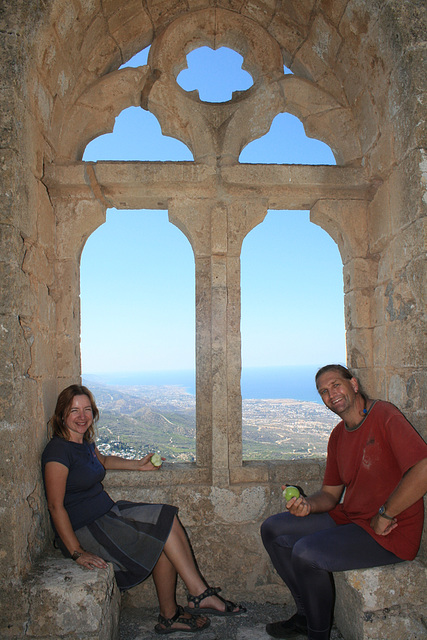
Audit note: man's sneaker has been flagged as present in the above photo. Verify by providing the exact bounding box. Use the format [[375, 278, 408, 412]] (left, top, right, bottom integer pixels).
[[266, 613, 308, 638]]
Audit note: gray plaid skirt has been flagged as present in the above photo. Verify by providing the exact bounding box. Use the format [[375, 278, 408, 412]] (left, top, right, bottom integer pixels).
[[68, 500, 178, 590]]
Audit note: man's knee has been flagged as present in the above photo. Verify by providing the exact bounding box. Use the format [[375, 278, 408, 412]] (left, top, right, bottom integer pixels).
[[260, 517, 273, 546], [292, 537, 327, 571], [261, 513, 288, 546]]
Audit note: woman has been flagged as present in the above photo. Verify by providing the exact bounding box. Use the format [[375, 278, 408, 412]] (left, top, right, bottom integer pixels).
[[42, 384, 245, 634]]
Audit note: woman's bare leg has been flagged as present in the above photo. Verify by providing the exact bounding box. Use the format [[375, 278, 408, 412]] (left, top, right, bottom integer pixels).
[[162, 517, 206, 594], [161, 516, 239, 613], [152, 551, 178, 618], [152, 551, 208, 630]]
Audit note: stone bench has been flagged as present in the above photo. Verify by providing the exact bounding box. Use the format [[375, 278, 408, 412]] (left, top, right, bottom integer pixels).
[[334, 559, 427, 640], [23, 552, 121, 640]]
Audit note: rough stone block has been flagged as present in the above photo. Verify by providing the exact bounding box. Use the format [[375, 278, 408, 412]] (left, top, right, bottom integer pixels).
[[368, 178, 392, 255], [343, 257, 378, 295], [404, 370, 427, 417], [385, 319, 425, 369], [339, 50, 365, 105], [372, 325, 387, 367], [366, 118, 396, 179], [267, 12, 306, 61], [390, 151, 426, 232], [334, 560, 427, 640], [25, 555, 120, 639], [22, 243, 54, 284], [80, 15, 122, 76], [27, 329, 56, 380], [242, 0, 277, 28], [354, 89, 379, 156], [0, 583, 29, 639], [344, 289, 373, 330], [293, 39, 344, 102], [310, 199, 369, 263], [346, 327, 374, 369], [28, 75, 53, 132]]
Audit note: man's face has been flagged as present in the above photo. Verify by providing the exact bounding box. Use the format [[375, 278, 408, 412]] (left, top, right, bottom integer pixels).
[[316, 370, 358, 417]]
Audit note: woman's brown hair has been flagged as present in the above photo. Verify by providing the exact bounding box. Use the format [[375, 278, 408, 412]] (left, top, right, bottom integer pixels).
[[49, 384, 99, 442]]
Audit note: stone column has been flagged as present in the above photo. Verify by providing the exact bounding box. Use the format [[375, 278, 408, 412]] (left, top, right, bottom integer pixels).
[[310, 199, 378, 389], [50, 196, 106, 387], [169, 198, 266, 486]]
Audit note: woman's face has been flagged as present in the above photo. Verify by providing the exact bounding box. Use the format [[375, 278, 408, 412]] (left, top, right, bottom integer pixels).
[[64, 394, 94, 442]]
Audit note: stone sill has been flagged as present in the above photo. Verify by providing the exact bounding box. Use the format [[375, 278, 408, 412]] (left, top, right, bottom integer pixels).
[[103, 458, 326, 490]]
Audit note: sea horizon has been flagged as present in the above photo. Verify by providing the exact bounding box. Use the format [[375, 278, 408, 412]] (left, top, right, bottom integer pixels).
[[83, 364, 328, 404]]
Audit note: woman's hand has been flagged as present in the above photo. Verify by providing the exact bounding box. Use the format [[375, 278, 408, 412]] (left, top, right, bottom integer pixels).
[[96, 449, 165, 471], [75, 551, 108, 570], [133, 453, 165, 471]]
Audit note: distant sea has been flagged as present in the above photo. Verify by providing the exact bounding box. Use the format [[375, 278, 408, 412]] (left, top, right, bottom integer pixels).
[[84, 365, 326, 404]]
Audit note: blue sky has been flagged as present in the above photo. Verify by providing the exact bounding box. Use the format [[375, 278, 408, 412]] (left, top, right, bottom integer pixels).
[[81, 47, 346, 375]]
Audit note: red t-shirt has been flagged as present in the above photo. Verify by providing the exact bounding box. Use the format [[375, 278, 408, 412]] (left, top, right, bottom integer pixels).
[[324, 401, 427, 560]]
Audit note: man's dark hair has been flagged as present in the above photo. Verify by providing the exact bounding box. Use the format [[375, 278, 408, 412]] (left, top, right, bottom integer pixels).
[[315, 364, 367, 400]]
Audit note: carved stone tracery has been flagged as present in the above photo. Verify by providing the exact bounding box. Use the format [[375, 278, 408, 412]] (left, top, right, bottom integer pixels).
[[44, 9, 376, 482]]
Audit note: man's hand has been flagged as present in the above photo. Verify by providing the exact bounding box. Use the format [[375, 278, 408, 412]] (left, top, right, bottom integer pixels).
[[283, 483, 343, 517], [370, 513, 398, 536], [286, 495, 312, 517]]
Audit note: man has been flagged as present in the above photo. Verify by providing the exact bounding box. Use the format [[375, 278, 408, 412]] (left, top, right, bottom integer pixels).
[[261, 364, 427, 640]]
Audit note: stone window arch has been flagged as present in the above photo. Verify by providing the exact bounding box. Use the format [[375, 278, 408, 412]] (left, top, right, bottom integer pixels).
[[43, 6, 374, 484]]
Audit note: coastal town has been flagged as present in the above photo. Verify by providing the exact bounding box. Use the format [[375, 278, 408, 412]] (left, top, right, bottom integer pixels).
[[91, 381, 337, 462]]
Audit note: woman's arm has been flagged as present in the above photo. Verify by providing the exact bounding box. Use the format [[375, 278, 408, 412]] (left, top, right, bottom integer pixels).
[[370, 457, 427, 535], [44, 461, 108, 570], [286, 484, 344, 517], [95, 449, 159, 471]]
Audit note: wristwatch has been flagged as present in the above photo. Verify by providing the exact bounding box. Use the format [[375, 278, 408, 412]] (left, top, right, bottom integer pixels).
[[71, 550, 84, 561], [378, 505, 394, 521]]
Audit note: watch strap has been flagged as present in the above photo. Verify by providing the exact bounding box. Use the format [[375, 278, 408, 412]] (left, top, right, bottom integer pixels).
[[378, 505, 395, 521]]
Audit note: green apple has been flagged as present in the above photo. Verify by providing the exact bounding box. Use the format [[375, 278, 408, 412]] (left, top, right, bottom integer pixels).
[[283, 485, 300, 501], [151, 453, 162, 467]]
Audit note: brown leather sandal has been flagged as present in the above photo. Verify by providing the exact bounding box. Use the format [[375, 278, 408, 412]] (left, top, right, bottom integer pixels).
[[185, 586, 246, 617], [154, 605, 211, 634]]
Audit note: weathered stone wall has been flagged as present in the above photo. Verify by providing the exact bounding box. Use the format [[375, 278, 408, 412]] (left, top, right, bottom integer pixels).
[[0, 0, 425, 635], [0, 0, 57, 590]]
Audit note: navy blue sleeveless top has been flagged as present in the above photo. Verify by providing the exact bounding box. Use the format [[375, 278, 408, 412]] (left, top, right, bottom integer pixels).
[[42, 436, 114, 530]]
